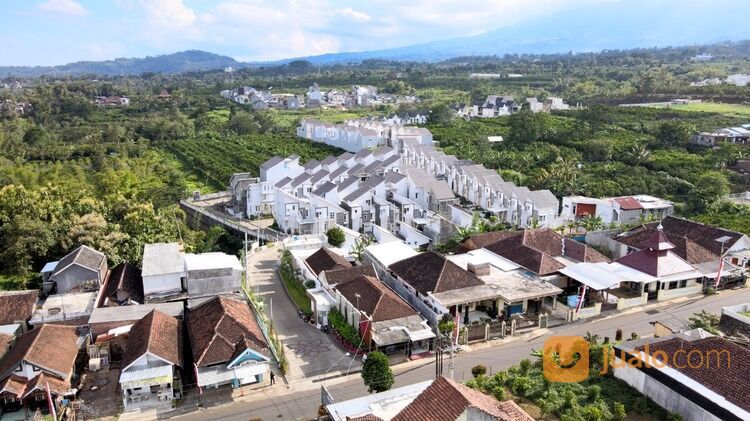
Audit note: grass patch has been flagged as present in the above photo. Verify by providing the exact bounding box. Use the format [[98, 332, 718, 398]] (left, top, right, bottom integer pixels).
[[740, 311, 750, 318], [654, 102, 750, 118], [279, 250, 312, 315]]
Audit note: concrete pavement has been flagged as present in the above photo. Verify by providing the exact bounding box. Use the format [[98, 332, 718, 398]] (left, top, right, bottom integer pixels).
[[173, 286, 750, 421], [246, 248, 358, 381]]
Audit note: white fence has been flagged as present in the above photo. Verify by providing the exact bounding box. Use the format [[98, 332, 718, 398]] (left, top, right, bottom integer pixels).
[[616, 293, 648, 310], [657, 283, 702, 301]]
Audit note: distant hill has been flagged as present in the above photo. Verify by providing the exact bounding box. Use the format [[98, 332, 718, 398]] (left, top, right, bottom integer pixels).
[[0, 50, 242, 78]]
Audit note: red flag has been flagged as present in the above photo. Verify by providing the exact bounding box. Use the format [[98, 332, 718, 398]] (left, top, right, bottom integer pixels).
[[713, 257, 725, 288], [45, 381, 57, 420], [575, 286, 587, 313]]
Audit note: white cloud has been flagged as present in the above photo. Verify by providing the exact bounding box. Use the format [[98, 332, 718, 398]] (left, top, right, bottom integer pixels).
[[139, 0, 196, 29], [36, 0, 88, 16], [335, 7, 371, 22]]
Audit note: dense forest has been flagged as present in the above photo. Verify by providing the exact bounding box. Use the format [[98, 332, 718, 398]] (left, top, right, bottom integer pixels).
[[2, 43, 750, 287]]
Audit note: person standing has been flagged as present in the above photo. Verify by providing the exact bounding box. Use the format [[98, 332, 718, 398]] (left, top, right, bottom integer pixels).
[[270, 371, 276, 385]]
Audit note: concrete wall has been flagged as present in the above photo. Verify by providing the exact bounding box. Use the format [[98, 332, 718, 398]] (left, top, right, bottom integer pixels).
[[187, 268, 242, 298], [719, 303, 750, 335], [143, 273, 183, 296], [51, 265, 99, 294], [585, 229, 625, 259], [613, 357, 723, 421]]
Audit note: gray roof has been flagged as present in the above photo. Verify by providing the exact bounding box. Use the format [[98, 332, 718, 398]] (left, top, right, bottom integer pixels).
[[385, 171, 406, 184], [354, 149, 373, 159], [290, 172, 312, 188], [527, 190, 559, 209], [275, 176, 292, 188], [260, 156, 283, 170], [53, 245, 105, 276], [363, 160, 383, 174], [312, 181, 337, 196], [89, 302, 184, 324], [338, 176, 359, 191], [310, 169, 330, 184], [321, 156, 337, 166], [347, 163, 365, 175], [402, 165, 455, 201], [344, 186, 371, 202], [303, 159, 321, 171], [362, 175, 385, 189], [328, 166, 348, 180], [381, 154, 401, 167], [373, 146, 392, 157], [142, 243, 184, 277], [337, 152, 354, 162]]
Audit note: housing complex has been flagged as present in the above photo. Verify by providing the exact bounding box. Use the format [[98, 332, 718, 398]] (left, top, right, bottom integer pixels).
[[454, 94, 571, 119]]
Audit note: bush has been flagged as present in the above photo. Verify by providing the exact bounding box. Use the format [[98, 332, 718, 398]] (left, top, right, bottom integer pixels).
[[362, 351, 393, 393], [328, 308, 362, 346], [491, 386, 506, 400], [471, 365, 487, 378], [304, 280, 316, 289], [326, 227, 345, 247]]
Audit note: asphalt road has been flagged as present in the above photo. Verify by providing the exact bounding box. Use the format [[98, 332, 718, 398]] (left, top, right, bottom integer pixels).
[[174, 287, 750, 421]]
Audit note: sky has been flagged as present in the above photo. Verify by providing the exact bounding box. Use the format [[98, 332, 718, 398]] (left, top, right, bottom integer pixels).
[[1, 0, 749, 66]]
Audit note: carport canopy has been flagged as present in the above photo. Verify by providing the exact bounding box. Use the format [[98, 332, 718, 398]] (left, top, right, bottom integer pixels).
[[559, 262, 627, 291]]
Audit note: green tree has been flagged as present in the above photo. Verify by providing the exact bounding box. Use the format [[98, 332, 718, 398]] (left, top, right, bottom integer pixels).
[[361, 351, 394, 393], [691, 171, 730, 212], [655, 121, 693, 149], [351, 234, 375, 263], [326, 227, 345, 247], [429, 103, 453, 125], [688, 310, 720, 335]]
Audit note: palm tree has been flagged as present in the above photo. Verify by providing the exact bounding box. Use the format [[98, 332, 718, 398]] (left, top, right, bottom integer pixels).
[[580, 215, 604, 232], [629, 143, 651, 167]]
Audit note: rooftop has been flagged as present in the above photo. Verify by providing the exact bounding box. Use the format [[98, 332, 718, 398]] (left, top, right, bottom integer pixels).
[[89, 302, 184, 324], [142, 242, 184, 277], [184, 252, 243, 272], [30, 291, 97, 324], [0, 290, 38, 326]]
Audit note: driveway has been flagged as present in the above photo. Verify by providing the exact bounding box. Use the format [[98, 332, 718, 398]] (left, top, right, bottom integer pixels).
[[246, 248, 358, 381]]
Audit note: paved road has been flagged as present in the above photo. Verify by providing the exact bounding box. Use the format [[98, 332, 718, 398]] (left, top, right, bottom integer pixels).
[[175, 286, 750, 421], [247, 248, 356, 381]]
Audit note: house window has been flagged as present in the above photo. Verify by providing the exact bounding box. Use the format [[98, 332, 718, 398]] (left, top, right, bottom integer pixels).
[[35, 394, 45, 402], [669, 281, 678, 290], [14, 365, 21, 373], [679, 280, 687, 288], [32, 365, 40, 372], [330, 213, 335, 219], [4, 396, 15, 404]]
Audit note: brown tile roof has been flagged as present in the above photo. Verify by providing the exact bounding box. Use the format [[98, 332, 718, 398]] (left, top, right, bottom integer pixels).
[[323, 264, 377, 286], [635, 337, 750, 412], [122, 310, 182, 369], [389, 251, 484, 295], [188, 296, 269, 367], [0, 324, 79, 380], [614, 216, 745, 264], [0, 372, 70, 398], [393, 377, 533, 421], [0, 290, 38, 325], [463, 229, 608, 275], [305, 247, 351, 276], [613, 196, 643, 210], [347, 415, 384, 421], [102, 262, 143, 305], [335, 275, 417, 322]]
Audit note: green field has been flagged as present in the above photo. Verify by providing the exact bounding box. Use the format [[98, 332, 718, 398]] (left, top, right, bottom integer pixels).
[[659, 102, 750, 118]]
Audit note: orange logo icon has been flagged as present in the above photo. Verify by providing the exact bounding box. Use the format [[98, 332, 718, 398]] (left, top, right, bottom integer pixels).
[[542, 336, 590, 382]]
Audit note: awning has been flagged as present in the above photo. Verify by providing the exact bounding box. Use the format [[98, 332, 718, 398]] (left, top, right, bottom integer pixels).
[[559, 262, 626, 291], [406, 328, 436, 341], [197, 363, 269, 387], [120, 365, 173, 388]]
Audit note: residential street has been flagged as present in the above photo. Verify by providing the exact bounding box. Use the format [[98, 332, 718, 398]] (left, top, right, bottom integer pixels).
[[174, 253, 750, 421], [246, 247, 358, 381]]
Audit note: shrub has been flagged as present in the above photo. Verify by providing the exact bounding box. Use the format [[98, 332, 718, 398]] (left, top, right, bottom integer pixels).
[[471, 364, 487, 378], [613, 402, 627, 420], [362, 351, 393, 393], [492, 386, 506, 400], [511, 376, 533, 397], [304, 280, 316, 289], [326, 227, 345, 247], [328, 308, 362, 346]]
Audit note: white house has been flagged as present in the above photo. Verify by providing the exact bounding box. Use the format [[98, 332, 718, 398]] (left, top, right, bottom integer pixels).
[[142, 243, 185, 300]]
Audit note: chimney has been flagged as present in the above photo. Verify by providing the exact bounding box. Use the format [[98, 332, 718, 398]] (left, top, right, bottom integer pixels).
[[467, 262, 491, 277]]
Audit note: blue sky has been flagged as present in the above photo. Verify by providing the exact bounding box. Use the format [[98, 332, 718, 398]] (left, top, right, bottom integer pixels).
[[1, 0, 749, 66]]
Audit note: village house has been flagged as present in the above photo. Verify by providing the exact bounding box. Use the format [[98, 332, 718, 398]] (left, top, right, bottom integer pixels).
[[691, 125, 750, 146], [562, 194, 674, 226], [0, 325, 81, 416], [29, 291, 98, 327], [41, 245, 107, 294], [613, 331, 749, 421], [0, 291, 38, 335], [99, 262, 143, 307], [332, 270, 434, 356], [119, 310, 183, 411], [88, 302, 184, 336], [94, 95, 130, 106], [188, 296, 272, 390], [142, 243, 186, 301], [325, 376, 534, 421]]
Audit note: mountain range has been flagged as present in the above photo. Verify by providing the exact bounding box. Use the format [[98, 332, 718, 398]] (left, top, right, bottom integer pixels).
[[3, 1, 750, 78]]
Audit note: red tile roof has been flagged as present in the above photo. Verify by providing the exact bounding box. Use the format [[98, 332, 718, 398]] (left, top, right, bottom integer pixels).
[[614, 216, 745, 264], [0, 290, 38, 325], [471, 229, 609, 275], [323, 264, 377, 286], [393, 377, 533, 421], [306, 247, 351, 276], [613, 196, 643, 210], [0, 324, 79, 381], [188, 296, 269, 367], [389, 251, 484, 295], [334, 275, 417, 322], [122, 310, 182, 369]]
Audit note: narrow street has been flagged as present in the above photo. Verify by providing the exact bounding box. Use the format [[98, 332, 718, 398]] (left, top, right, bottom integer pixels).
[[175, 286, 750, 421], [246, 247, 357, 381]]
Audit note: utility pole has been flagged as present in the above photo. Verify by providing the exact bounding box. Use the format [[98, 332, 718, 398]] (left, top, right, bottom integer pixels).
[[449, 335, 455, 380]]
